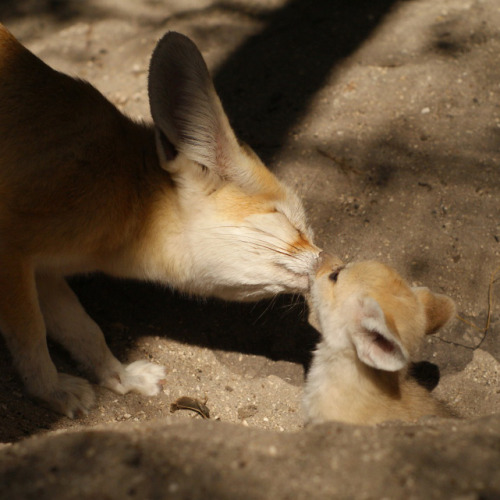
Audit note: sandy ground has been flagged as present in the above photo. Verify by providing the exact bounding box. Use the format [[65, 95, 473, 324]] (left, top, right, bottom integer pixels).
[[0, 0, 498, 451]]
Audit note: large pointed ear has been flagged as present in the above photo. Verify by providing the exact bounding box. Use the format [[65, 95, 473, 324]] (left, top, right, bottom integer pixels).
[[350, 296, 409, 372], [148, 32, 240, 175], [413, 287, 456, 335]]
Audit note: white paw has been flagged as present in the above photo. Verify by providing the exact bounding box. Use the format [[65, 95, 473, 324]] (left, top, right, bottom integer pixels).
[[31, 373, 95, 419], [101, 360, 166, 396]]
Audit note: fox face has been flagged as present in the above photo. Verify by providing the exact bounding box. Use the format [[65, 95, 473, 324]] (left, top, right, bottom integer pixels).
[[309, 256, 456, 371], [139, 146, 317, 301]]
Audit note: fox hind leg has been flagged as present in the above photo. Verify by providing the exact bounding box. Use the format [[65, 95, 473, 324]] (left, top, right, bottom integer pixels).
[[0, 258, 94, 417]]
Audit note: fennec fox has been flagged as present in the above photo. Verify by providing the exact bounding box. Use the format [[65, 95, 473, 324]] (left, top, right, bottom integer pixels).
[[0, 26, 319, 417], [303, 254, 455, 425]]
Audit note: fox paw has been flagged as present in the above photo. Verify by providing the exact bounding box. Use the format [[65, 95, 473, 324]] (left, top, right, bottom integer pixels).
[[101, 360, 166, 396], [31, 373, 95, 418]]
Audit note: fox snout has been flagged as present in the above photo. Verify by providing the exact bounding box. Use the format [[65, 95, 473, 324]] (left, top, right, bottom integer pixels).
[[311, 251, 344, 280]]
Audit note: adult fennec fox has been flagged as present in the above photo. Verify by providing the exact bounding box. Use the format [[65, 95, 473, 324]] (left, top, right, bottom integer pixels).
[[0, 26, 319, 416]]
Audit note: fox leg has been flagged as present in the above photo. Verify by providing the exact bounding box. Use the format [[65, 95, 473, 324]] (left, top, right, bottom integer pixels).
[[36, 274, 166, 398], [0, 257, 94, 417]]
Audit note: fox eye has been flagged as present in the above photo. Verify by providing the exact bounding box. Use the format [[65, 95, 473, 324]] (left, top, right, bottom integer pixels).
[[328, 267, 343, 282], [329, 270, 339, 282]]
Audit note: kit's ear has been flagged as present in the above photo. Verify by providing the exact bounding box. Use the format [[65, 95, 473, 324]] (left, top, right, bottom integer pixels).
[[148, 31, 240, 176], [413, 287, 456, 335], [350, 295, 409, 372]]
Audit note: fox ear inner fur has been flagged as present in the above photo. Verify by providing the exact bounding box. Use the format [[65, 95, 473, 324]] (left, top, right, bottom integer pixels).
[[351, 295, 408, 372], [148, 32, 240, 176]]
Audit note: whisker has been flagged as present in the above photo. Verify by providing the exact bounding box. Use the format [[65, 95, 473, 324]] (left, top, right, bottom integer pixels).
[[242, 242, 297, 259], [218, 235, 311, 264], [201, 224, 307, 254], [199, 234, 302, 260], [187, 224, 314, 267], [249, 226, 306, 253], [278, 294, 304, 315], [251, 295, 278, 324]]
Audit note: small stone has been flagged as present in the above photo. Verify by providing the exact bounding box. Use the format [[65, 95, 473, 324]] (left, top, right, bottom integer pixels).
[[238, 404, 258, 420]]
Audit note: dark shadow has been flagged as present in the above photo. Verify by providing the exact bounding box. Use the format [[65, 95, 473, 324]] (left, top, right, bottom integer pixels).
[[0, 0, 106, 22], [0, 342, 61, 442], [319, 120, 500, 204], [427, 14, 497, 59], [213, 0, 398, 161], [70, 275, 318, 368], [409, 361, 441, 391]]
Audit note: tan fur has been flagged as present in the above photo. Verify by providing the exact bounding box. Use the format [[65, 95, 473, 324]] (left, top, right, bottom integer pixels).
[[303, 255, 455, 425], [0, 25, 319, 416]]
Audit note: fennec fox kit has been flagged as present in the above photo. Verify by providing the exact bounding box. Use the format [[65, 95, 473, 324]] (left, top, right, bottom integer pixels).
[[303, 255, 455, 425], [0, 26, 319, 417]]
